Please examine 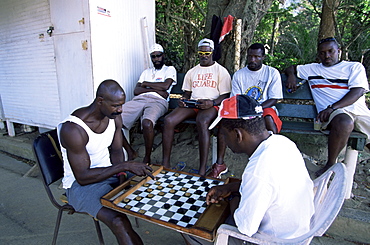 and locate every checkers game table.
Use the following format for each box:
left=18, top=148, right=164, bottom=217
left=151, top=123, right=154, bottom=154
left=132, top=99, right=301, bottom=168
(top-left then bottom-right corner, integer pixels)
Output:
left=101, top=165, right=230, bottom=241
